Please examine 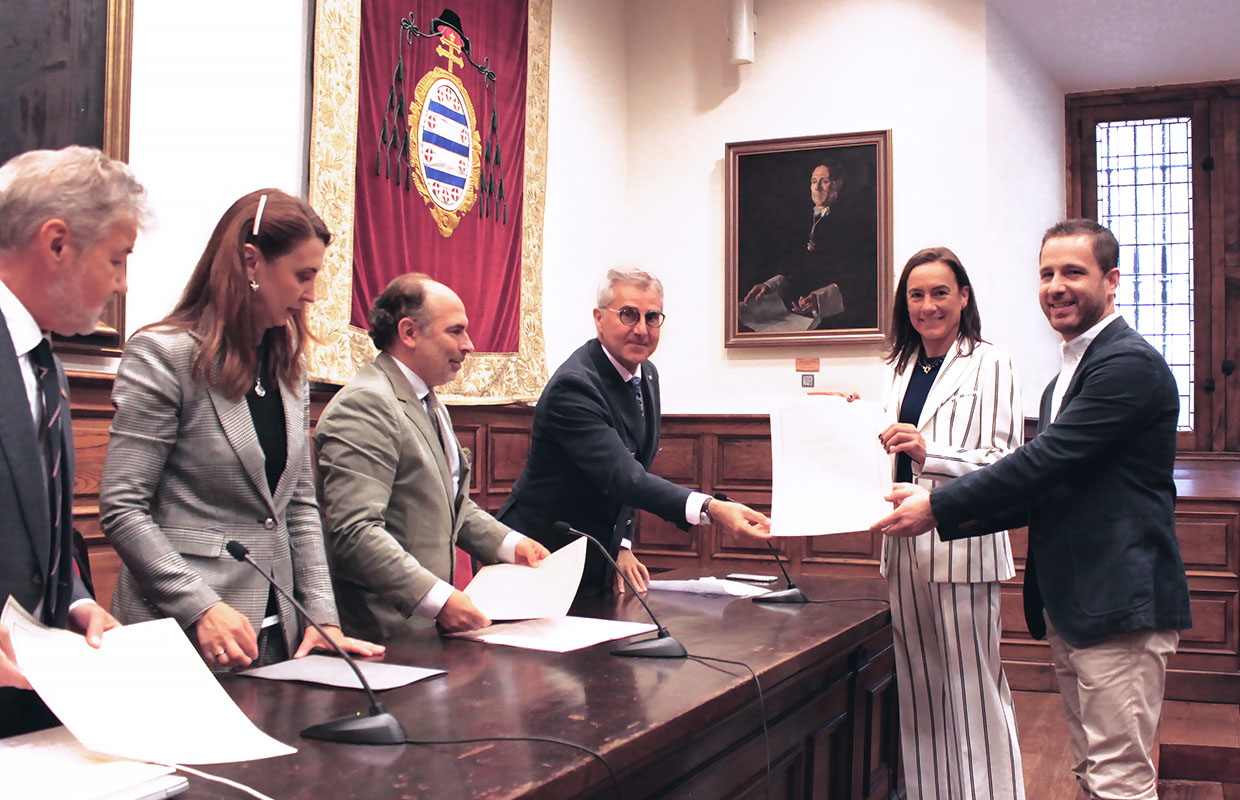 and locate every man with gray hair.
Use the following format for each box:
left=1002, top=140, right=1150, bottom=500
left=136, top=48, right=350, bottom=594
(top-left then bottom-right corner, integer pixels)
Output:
left=315, top=274, right=549, bottom=638
left=499, top=267, right=771, bottom=597
left=0, top=146, right=147, bottom=735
